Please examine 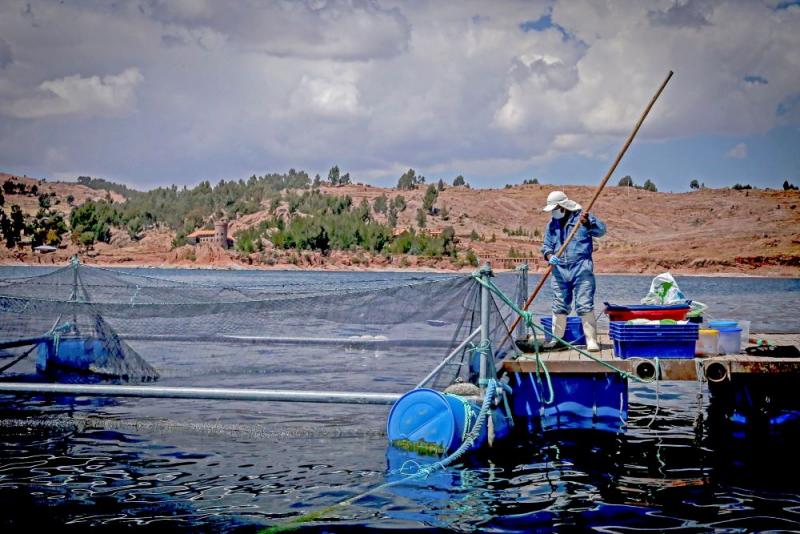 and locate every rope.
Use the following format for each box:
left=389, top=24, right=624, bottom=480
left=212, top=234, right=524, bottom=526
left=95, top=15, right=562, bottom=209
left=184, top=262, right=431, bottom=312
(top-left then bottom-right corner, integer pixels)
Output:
left=264, top=379, right=499, bottom=534
left=645, top=357, right=660, bottom=428
left=471, top=273, right=654, bottom=384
